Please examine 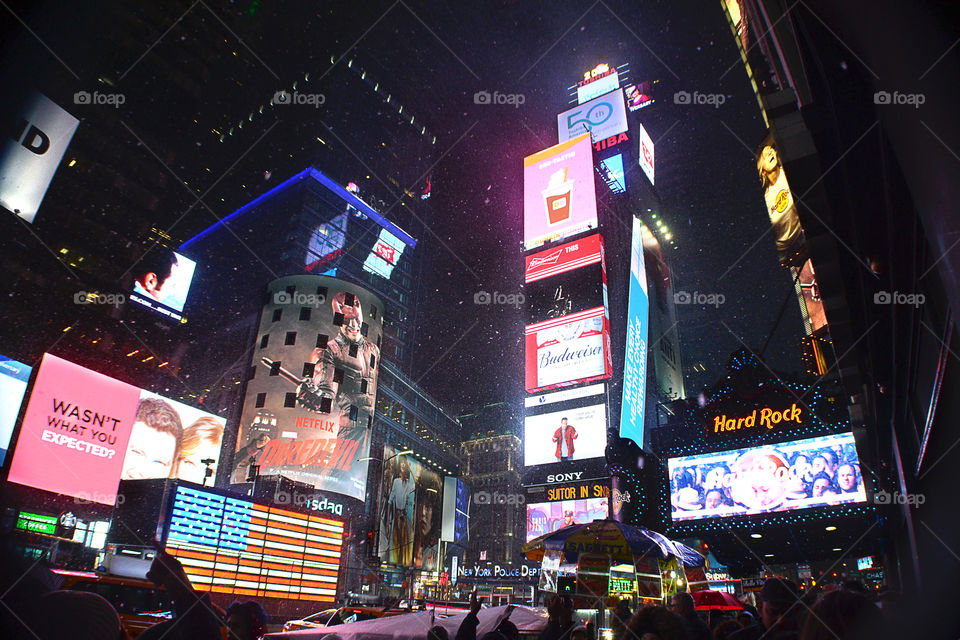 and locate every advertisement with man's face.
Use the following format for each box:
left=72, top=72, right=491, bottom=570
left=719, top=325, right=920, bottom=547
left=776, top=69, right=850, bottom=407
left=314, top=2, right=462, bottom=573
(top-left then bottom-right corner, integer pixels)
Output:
left=7, top=354, right=225, bottom=504
left=523, top=135, right=598, bottom=251
left=526, top=497, right=609, bottom=541
left=668, top=432, right=866, bottom=522
left=0, top=356, right=32, bottom=466
left=232, top=275, right=382, bottom=502
left=379, top=446, right=443, bottom=570
left=524, top=404, right=607, bottom=467
left=129, top=250, right=197, bottom=321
